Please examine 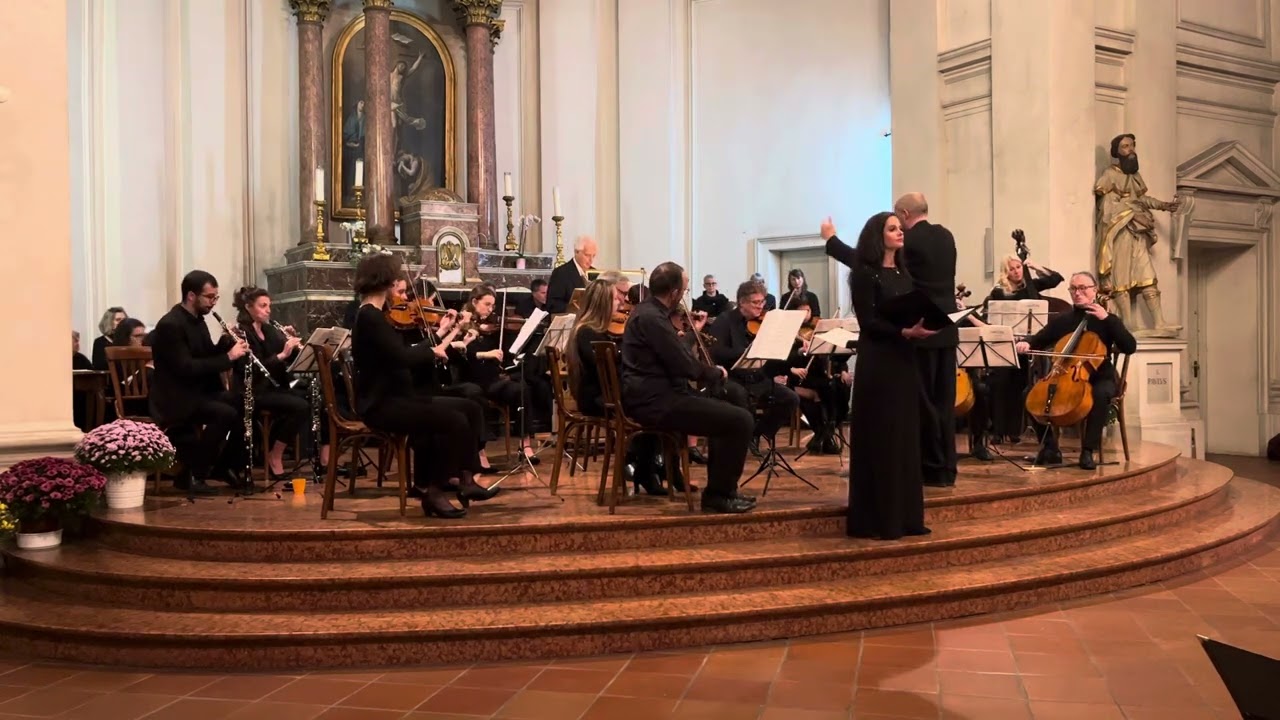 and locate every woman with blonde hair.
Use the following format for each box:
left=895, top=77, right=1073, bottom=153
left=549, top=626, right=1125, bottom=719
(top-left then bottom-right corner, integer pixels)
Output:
left=989, top=254, right=1062, bottom=301
left=92, top=306, right=128, bottom=370
left=567, top=276, right=619, bottom=417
